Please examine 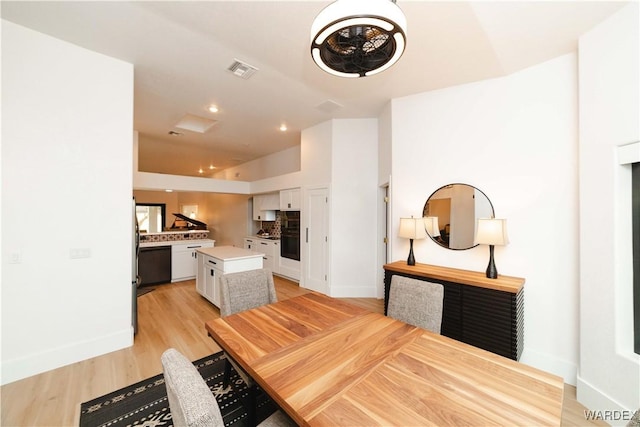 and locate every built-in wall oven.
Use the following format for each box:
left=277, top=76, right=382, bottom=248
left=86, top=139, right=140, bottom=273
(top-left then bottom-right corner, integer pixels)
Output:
left=280, top=211, right=300, bottom=261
